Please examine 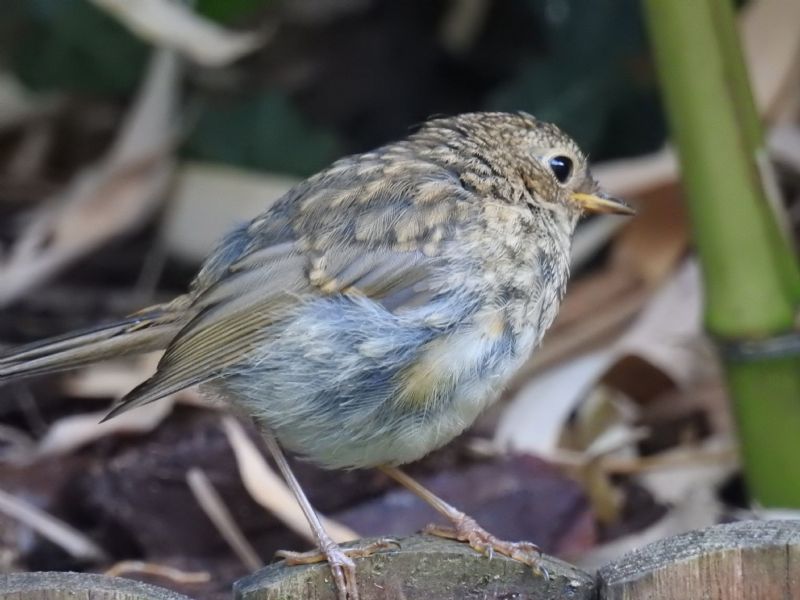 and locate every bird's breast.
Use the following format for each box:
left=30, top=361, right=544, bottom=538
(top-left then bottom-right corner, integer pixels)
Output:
left=445, top=208, right=572, bottom=339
